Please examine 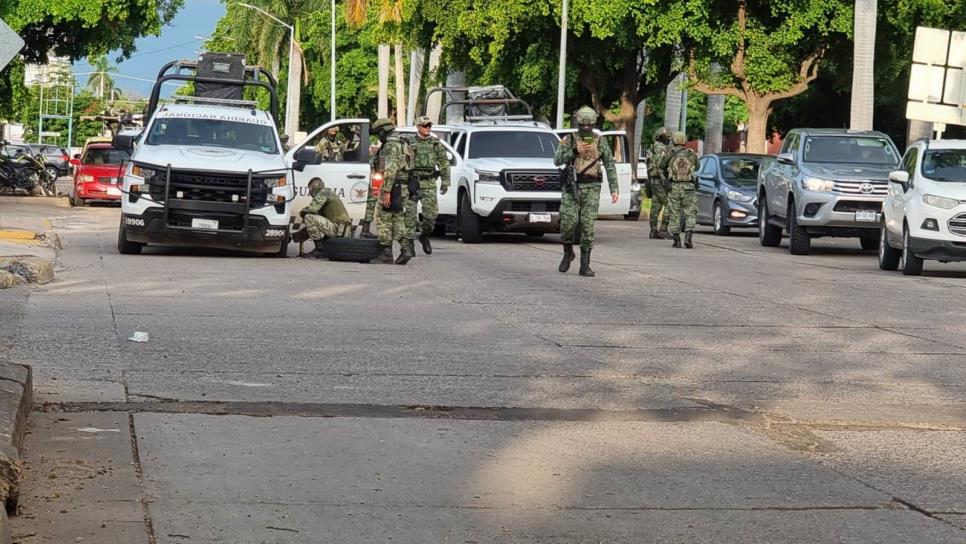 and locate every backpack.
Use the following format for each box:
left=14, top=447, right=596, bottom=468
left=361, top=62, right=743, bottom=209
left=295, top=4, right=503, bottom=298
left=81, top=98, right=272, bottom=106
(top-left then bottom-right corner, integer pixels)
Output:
left=668, top=149, right=695, bottom=182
